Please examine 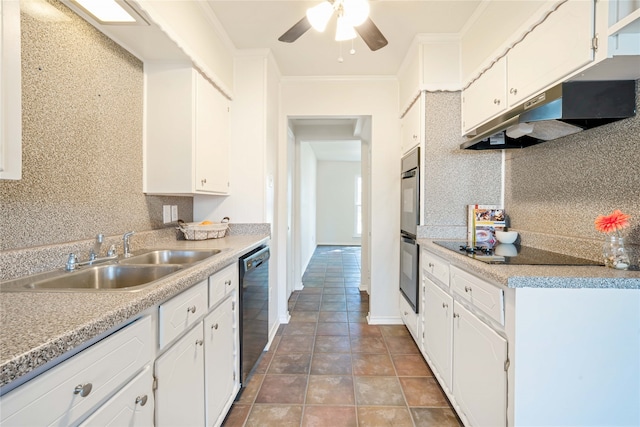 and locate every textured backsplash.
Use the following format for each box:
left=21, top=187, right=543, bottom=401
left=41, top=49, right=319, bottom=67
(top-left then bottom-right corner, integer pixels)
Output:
left=505, top=80, right=640, bottom=255
left=0, top=0, right=193, bottom=251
